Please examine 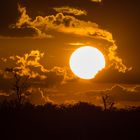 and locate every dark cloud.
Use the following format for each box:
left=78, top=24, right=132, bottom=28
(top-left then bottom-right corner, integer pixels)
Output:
left=77, top=84, right=140, bottom=107
left=30, top=84, right=140, bottom=107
